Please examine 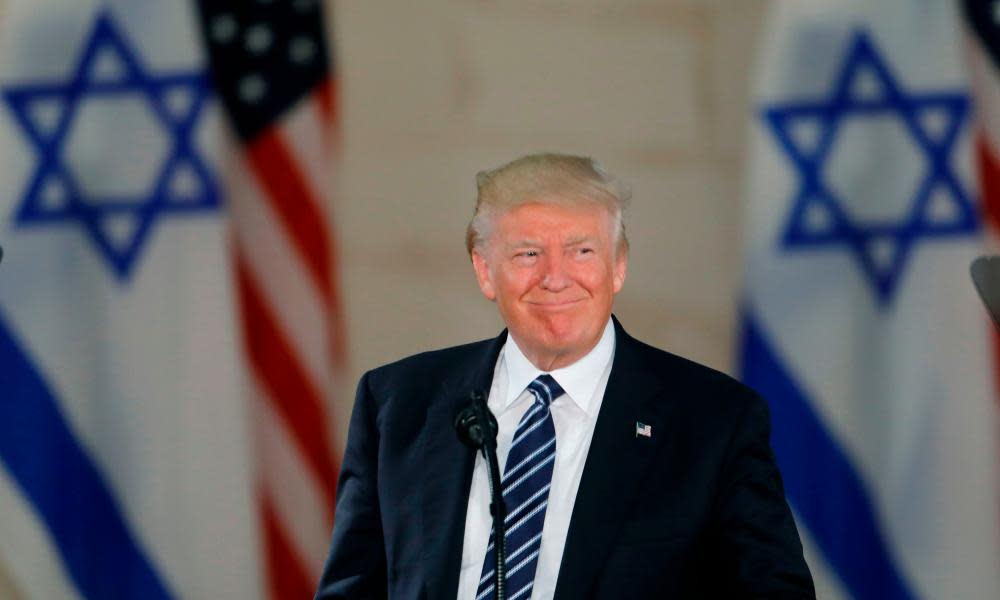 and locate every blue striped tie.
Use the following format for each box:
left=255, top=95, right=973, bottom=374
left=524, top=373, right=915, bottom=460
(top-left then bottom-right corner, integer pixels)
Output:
left=476, top=374, right=564, bottom=600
